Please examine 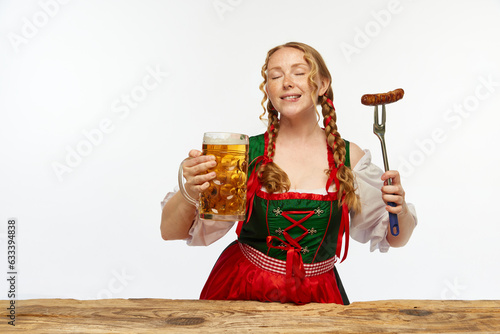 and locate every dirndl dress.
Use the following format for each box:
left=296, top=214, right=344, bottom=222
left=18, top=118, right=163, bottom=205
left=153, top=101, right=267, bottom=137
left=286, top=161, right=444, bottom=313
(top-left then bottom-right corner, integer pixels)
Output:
left=200, top=132, right=352, bottom=305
